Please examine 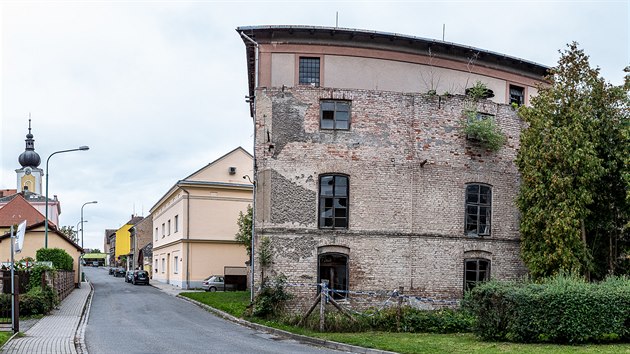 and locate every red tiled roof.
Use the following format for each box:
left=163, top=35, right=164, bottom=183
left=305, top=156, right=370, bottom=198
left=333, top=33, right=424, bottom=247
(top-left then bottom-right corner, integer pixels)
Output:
left=0, top=193, right=47, bottom=227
